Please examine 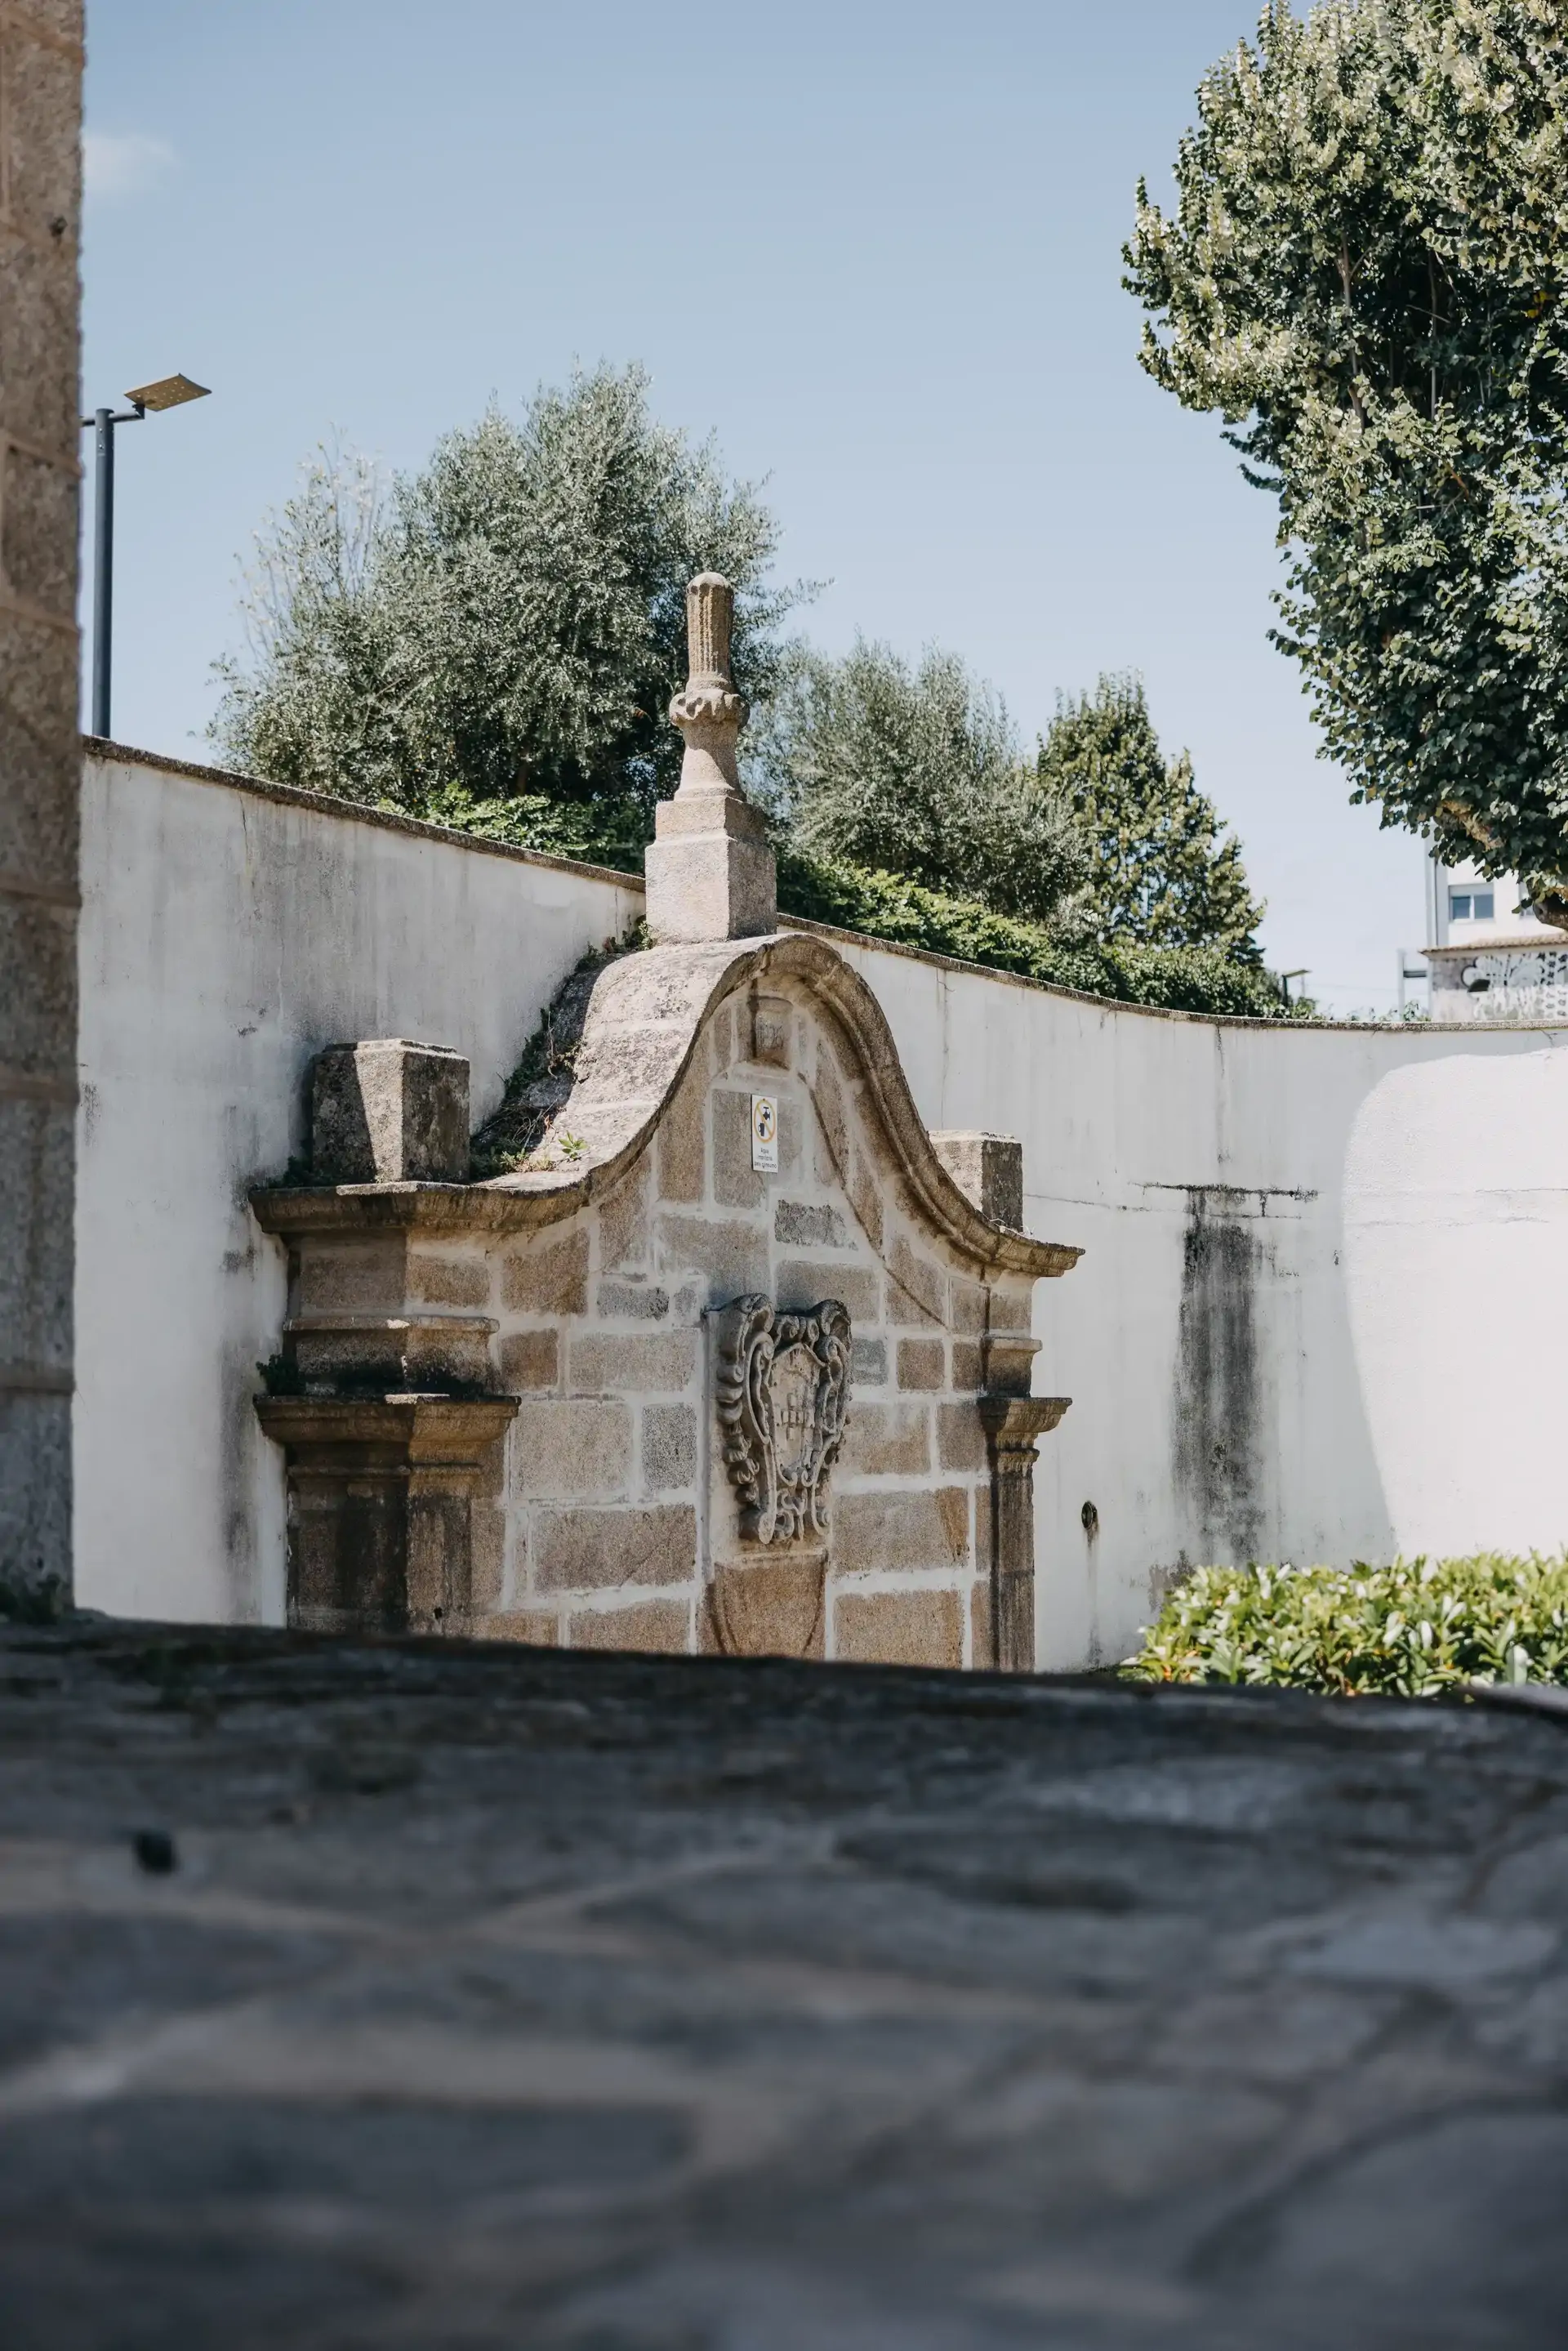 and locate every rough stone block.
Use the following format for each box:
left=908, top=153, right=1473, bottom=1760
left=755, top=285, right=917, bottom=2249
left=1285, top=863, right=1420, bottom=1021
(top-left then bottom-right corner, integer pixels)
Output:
left=777, top=1259, right=880, bottom=1324
left=598, top=1169, right=649, bottom=1271
left=480, top=1609, right=559, bottom=1646
left=847, top=1152, right=885, bottom=1251
left=0, top=1389, right=71, bottom=1605
left=775, top=1199, right=849, bottom=1249
left=2, top=443, right=75, bottom=616
left=705, top=1556, right=825, bottom=1659
left=930, top=1131, right=1024, bottom=1229
left=749, top=994, right=793, bottom=1068
left=835, top=1587, right=964, bottom=1671
left=851, top=1337, right=888, bottom=1387
left=511, top=1400, right=632, bottom=1502
left=656, top=1068, right=706, bottom=1203
left=9, top=0, right=84, bottom=47
left=937, top=1401, right=987, bottom=1473
left=898, top=1339, right=946, bottom=1392
left=534, top=1506, right=697, bottom=1591
left=950, top=1278, right=988, bottom=1336
left=831, top=1488, right=969, bottom=1574
left=712, top=1089, right=764, bottom=1209
left=0, top=891, right=76, bottom=1077
left=812, top=1053, right=849, bottom=1184
left=656, top=1214, right=769, bottom=1305
left=710, top=999, right=735, bottom=1073
left=409, top=1253, right=492, bottom=1308
left=0, top=1095, right=73, bottom=1372
left=7, top=33, right=82, bottom=234
left=951, top=1341, right=982, bottom=1394
left=568, top=1598, right=692, bottom=1654
left=644, top=827, right=775, bottom=946
left=989, top=1282, right=1036, bottom=1336
left=498, top=1329, right=559, bottom=1391
left=982, top=1334, right=1040, bottom=1398
left=0, top=240, right=79, bottom=455
left=310, top=1040, right=470, bottom=1184
left=841, top=1403, right=931, bottom=1479
left=569, top=1330, right=698, bottom=1394
left=970, top=1574, right=995, bottom=1671
left=887, top=1235, right=946, bottom=1329
left=0, top=628, right=79, bottom=891
left=597, top=1281, right=669, bottom=1322
left=297, top=1237, right=408, bottom=1313
left=643, top=1403, right=697, bottom=1492
left=501, top=1228, right=588, bottom=1315
left=470, top=1504, right=506, bottom=1616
